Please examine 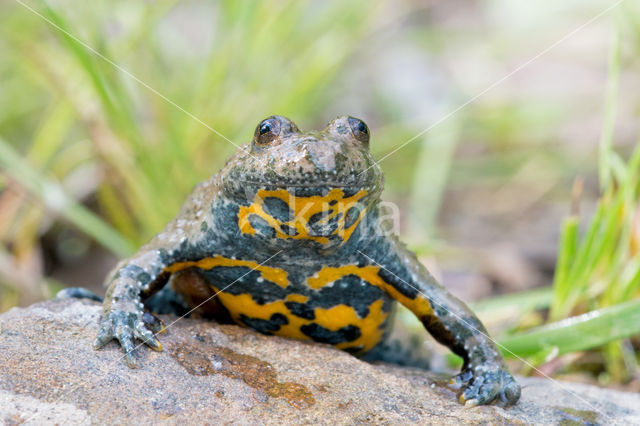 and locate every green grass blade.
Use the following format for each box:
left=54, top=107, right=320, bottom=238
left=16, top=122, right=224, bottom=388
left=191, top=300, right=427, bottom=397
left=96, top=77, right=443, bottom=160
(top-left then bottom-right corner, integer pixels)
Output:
left=0, top=137, right=135, bottom=256
left=620, top=255, right=640, bottom=301
left=550, top=203, right=606, bottom=319
left=551, top=216, right=579, bottom=298
left=500, top=299, right=640, bottom=358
